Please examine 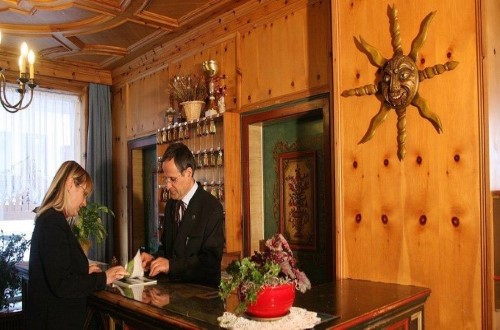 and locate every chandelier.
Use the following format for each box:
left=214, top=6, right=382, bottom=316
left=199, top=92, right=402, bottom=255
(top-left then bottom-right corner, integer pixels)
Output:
left=0, top=31, right=37, bottom=113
